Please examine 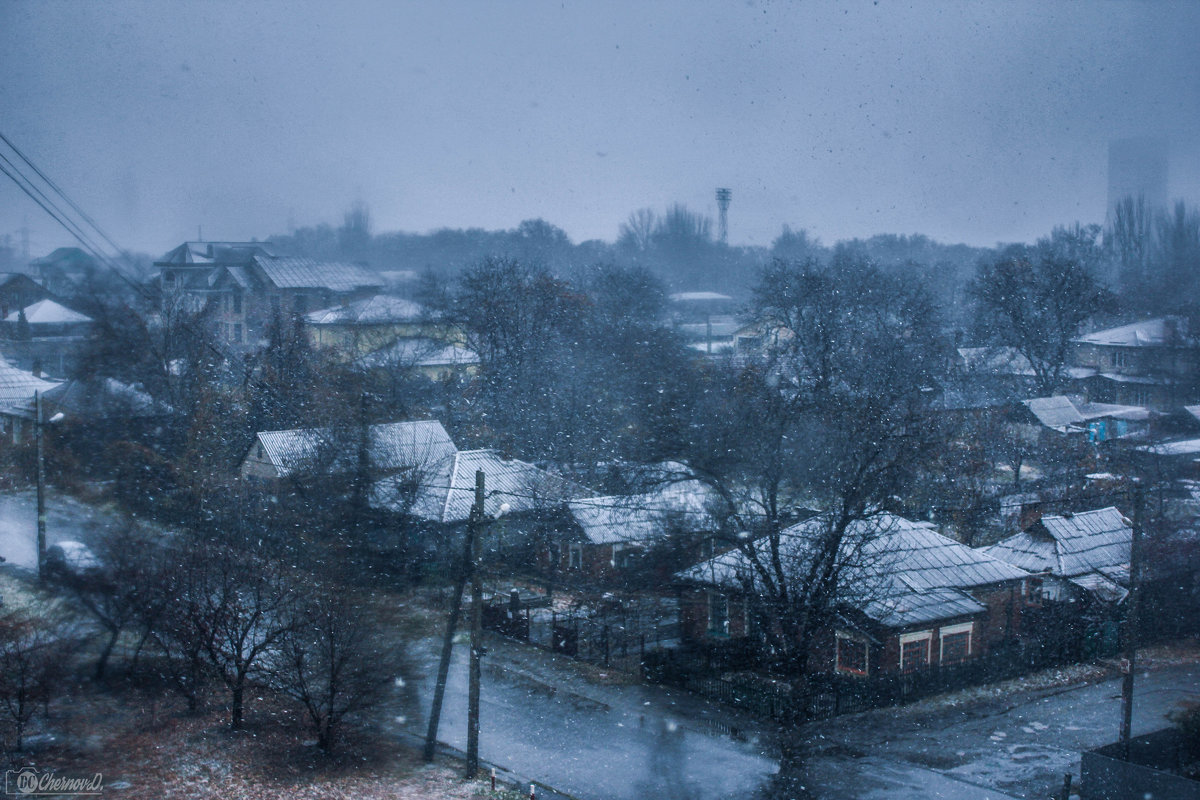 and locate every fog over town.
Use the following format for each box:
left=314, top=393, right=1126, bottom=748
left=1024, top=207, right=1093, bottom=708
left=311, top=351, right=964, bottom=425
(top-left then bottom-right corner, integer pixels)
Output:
left=0, top=3, right=1198, bottom=799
